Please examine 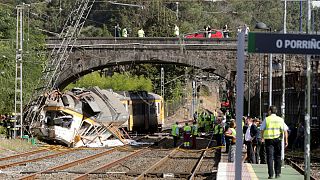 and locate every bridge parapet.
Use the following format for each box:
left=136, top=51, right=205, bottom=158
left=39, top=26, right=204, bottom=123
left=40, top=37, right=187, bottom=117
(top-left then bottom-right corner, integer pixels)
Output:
left=46, top=37, right=238, bottom=50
